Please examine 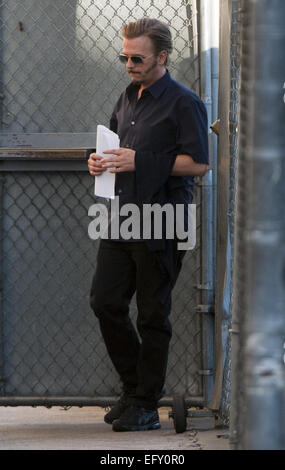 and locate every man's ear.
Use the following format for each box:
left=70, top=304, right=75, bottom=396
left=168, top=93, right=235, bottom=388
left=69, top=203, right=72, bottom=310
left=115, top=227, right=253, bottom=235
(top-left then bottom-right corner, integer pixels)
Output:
left=158, top=50, right=168, bottom=66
